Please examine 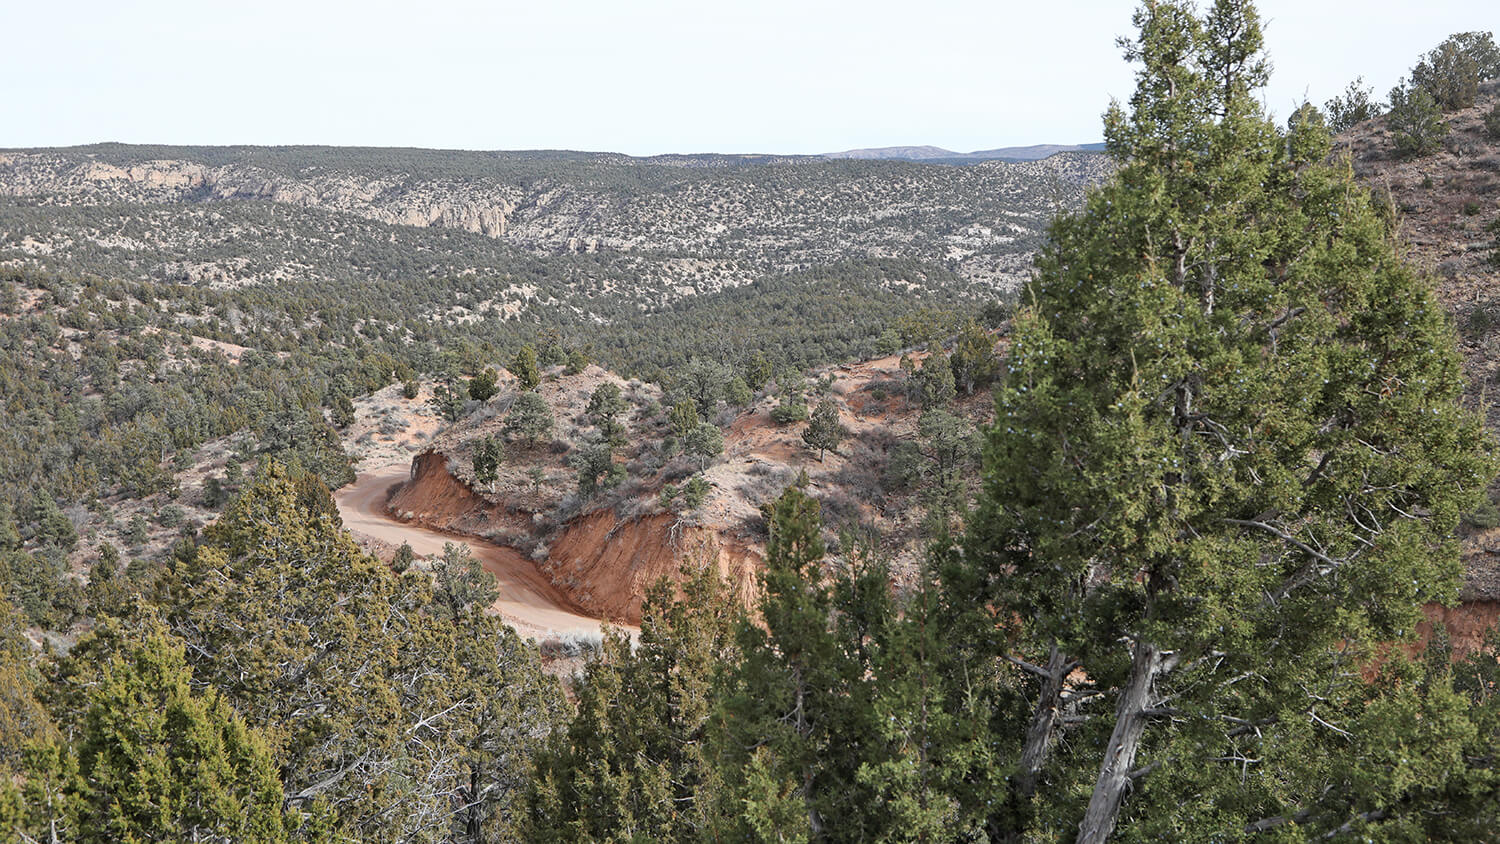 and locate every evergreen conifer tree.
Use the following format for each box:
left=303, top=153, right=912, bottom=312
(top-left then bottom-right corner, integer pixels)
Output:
left=961, top=2, right=1495, bottom=840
